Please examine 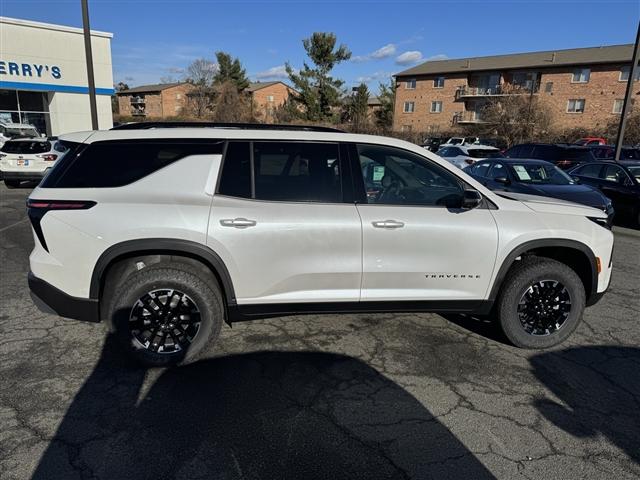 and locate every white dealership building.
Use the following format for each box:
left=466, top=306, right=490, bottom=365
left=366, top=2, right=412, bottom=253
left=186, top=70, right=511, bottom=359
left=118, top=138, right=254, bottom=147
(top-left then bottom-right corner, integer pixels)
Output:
left=0, top=17, right=114, bottom=136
